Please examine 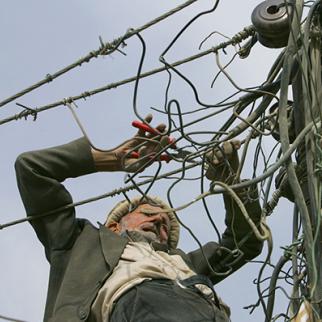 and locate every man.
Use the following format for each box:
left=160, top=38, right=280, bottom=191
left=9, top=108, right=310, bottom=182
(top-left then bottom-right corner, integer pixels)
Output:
left=15, top=115, right=263, bottom=321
